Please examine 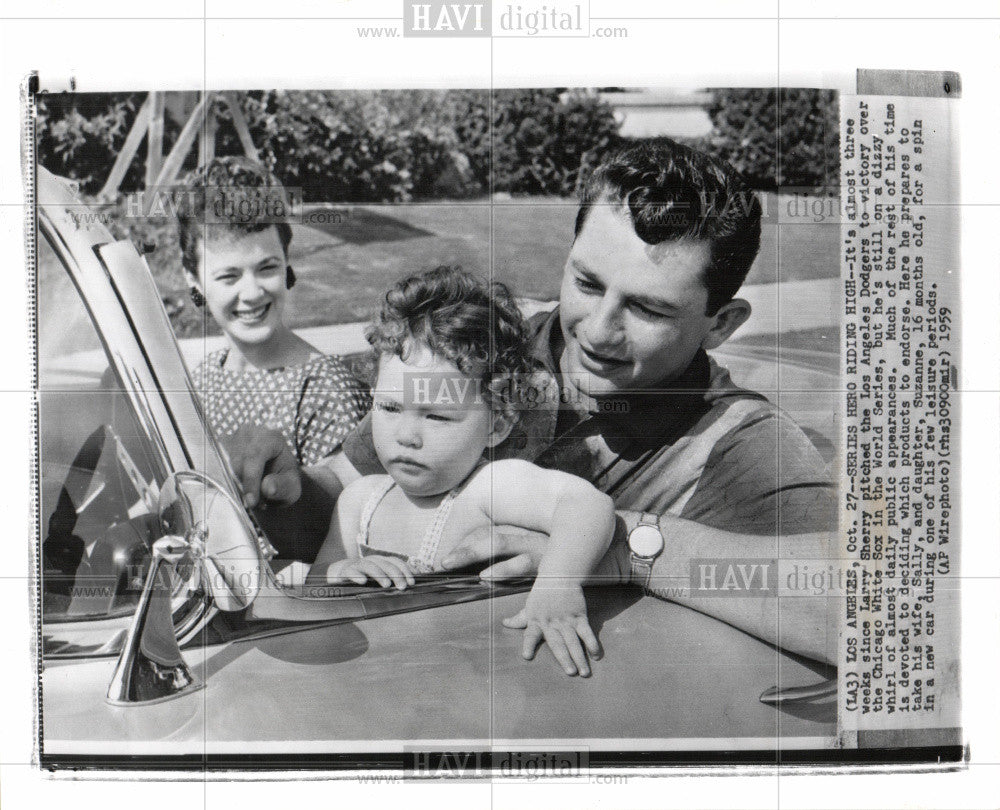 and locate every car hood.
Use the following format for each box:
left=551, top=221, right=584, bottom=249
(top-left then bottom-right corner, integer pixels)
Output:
left=43, top=588, right=835, bottom=755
